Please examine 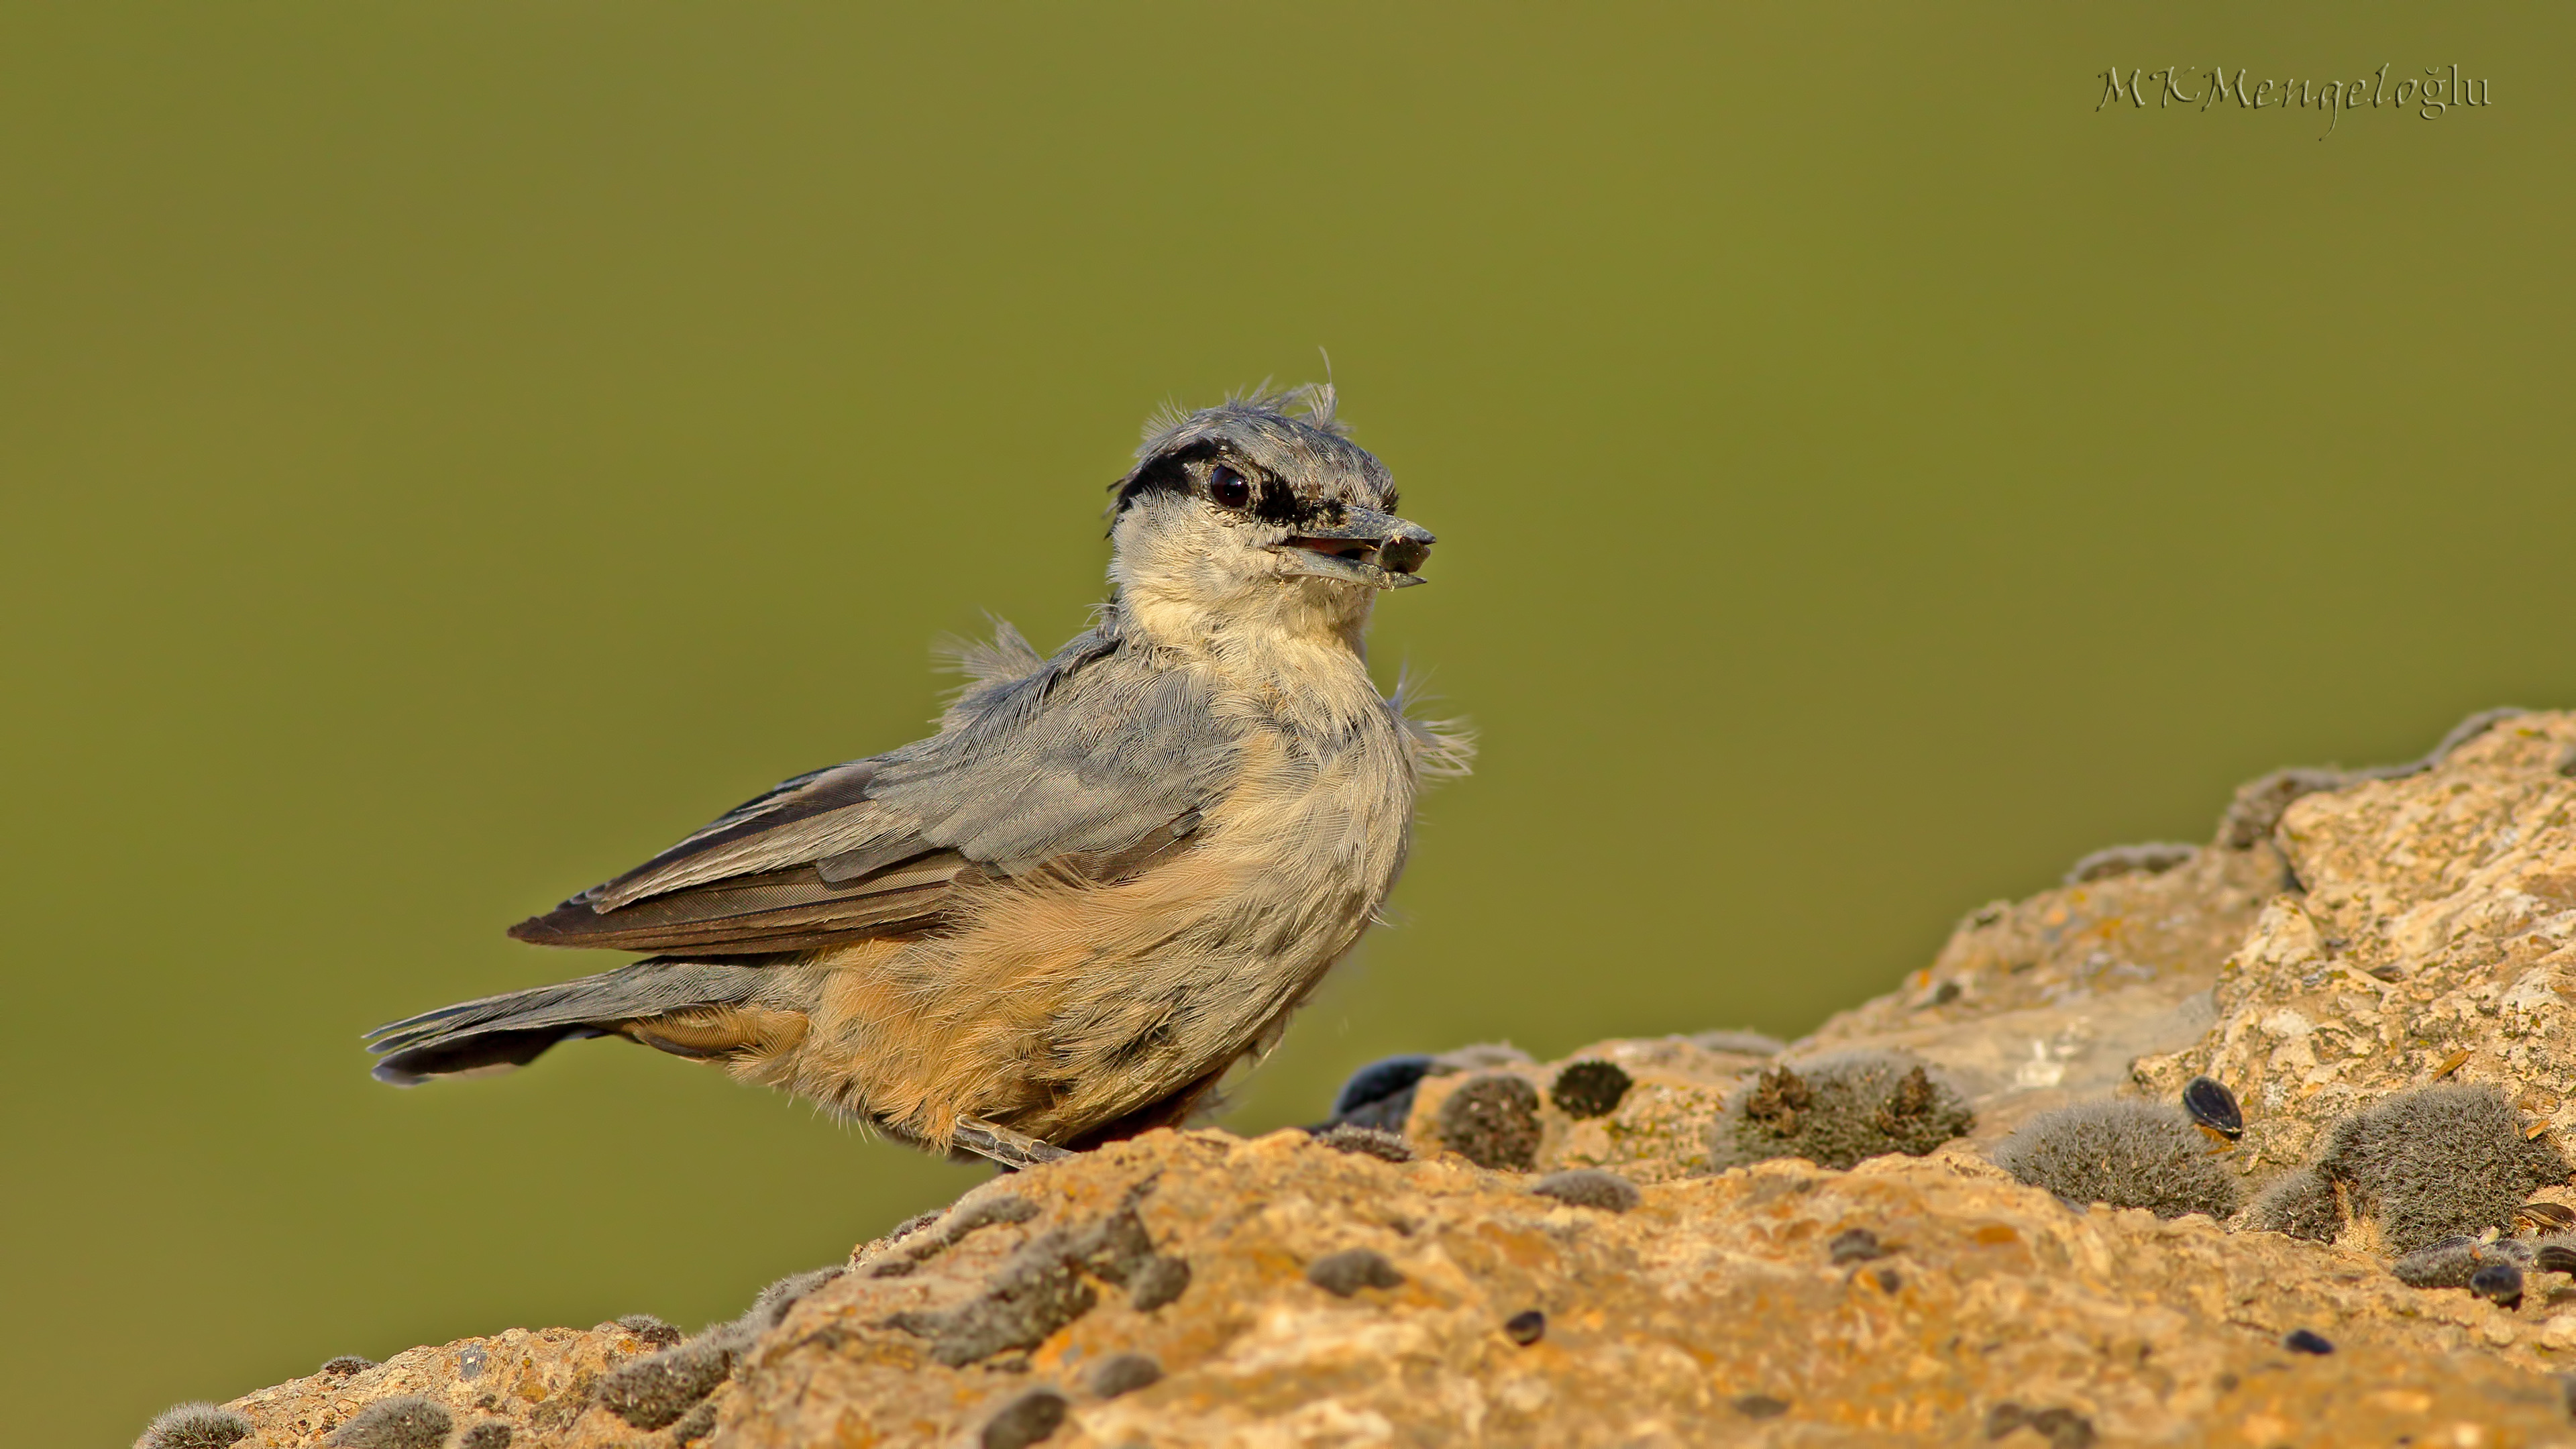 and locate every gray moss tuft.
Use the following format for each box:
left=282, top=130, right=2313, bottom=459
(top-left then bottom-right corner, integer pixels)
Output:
left=593, top=1338, right=734, bottom=1430
left=1530, top=1169, right=1641, bottom=1213
left=1992, top=1100, right=2244, bottom=1220
left=743, top=1266, right=845, bottom=1332
left=668, top=1399, right=718, bottom=1445
left=614, top=1312, right=683, bottom=1347
left=1313, top=1123, right=1414, bottom=1162
left=2392, top=1235, right=2530, bottom=1289
left=136, top=1403, right=254, bottom=1449
left=2316, top=1084, right=2572, bottom=1256
left=325, top=1395, right=453, bottom=1449
left=2243, top=1167, right=2343, bottom=1243
left=1437, top=1074, right=1543, bottom=1171
left=1713, top=1053, right=1974, bottom=1171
